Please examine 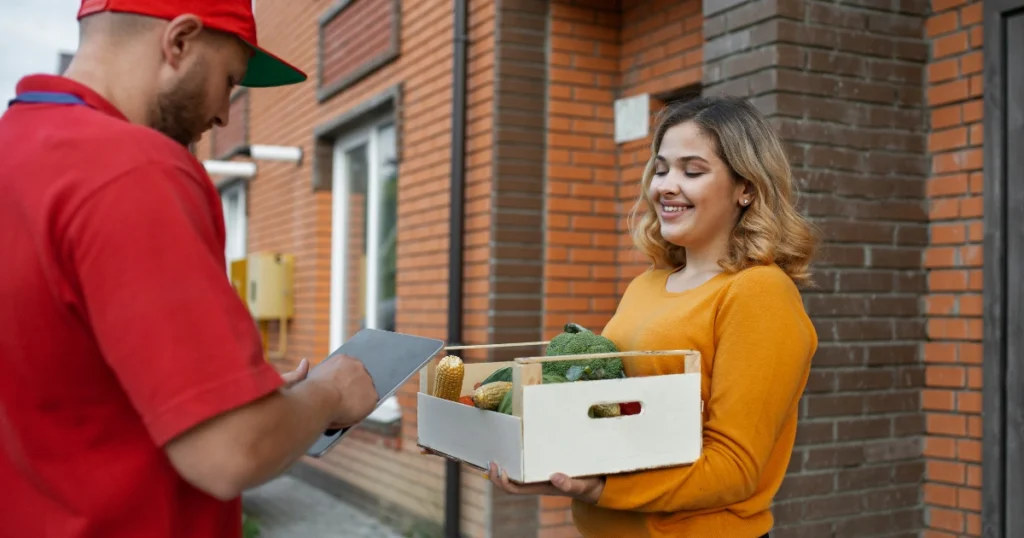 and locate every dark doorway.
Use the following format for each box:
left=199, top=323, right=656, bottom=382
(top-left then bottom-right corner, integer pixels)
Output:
left=982, top=0, right=1024, bottom=536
